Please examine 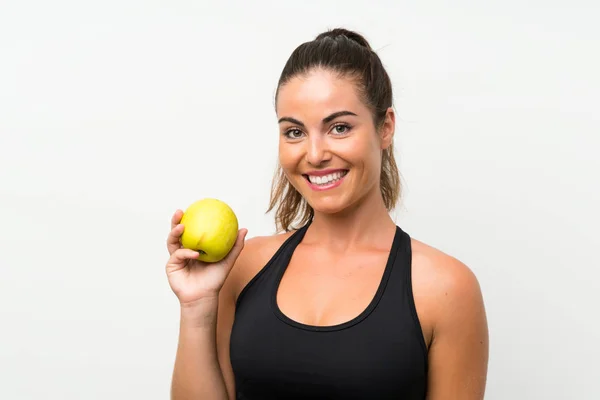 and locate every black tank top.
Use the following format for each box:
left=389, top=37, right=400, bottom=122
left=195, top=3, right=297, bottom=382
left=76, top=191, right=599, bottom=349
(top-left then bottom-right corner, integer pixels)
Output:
left=230, top=222, right=428, bottom=399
